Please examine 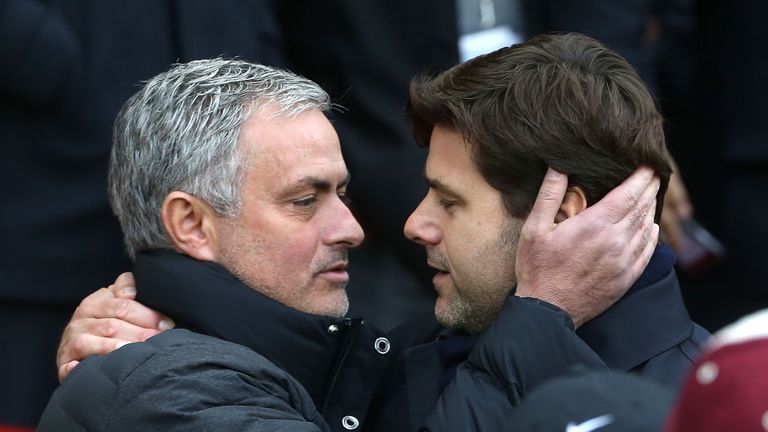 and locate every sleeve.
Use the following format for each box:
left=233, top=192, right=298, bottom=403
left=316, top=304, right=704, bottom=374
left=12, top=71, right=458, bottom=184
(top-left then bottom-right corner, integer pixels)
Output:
left=421, top=296, right=606, bottom=432
left=38, top=335, right=329, bottom=432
